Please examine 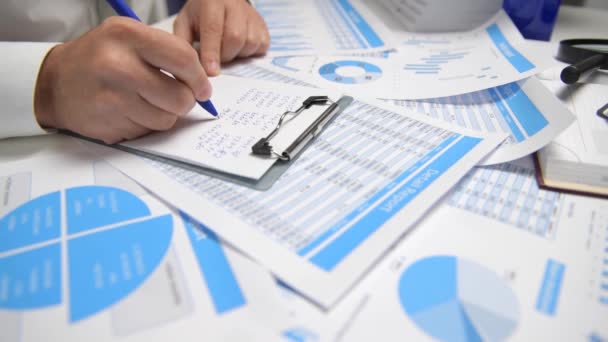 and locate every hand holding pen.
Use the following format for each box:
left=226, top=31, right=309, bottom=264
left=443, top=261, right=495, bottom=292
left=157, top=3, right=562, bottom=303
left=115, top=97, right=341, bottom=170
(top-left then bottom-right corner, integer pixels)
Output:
left=107, top=0, right=218, bottom=117
left=33, top=0, right=270, bottom=144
